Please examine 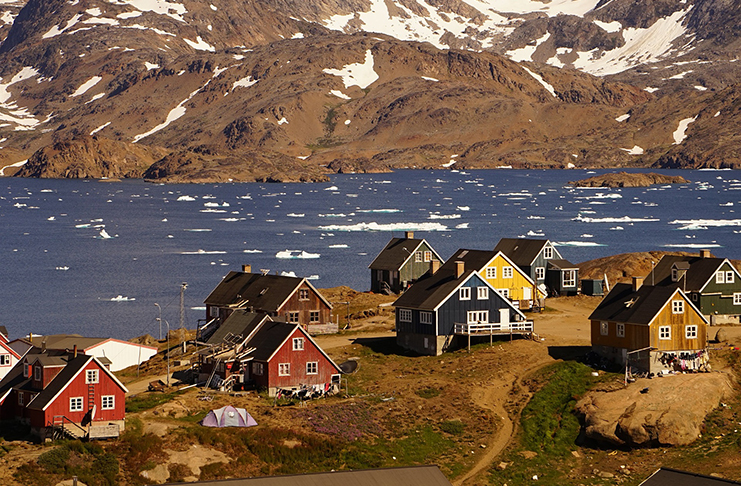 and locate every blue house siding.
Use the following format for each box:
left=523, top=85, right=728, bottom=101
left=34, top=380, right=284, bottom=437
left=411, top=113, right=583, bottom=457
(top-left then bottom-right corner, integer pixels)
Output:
left=436, top=276, right=515, bottom=336
left=395, top=308, right=436, bottom=335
